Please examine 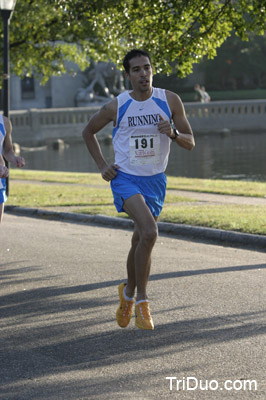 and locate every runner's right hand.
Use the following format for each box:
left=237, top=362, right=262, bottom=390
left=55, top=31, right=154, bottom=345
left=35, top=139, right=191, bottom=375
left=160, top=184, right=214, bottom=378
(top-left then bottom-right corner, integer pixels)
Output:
left=0, top=165, right=9, bottom=178
left=100, top=164, right=119, bottom=182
